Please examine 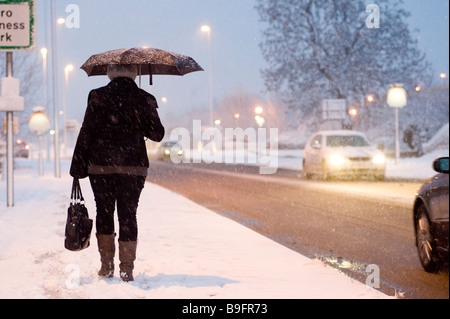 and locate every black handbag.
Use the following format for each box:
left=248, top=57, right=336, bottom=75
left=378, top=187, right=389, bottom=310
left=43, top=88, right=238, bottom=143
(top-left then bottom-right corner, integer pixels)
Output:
left=64, top=178, right=93, bottom=251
